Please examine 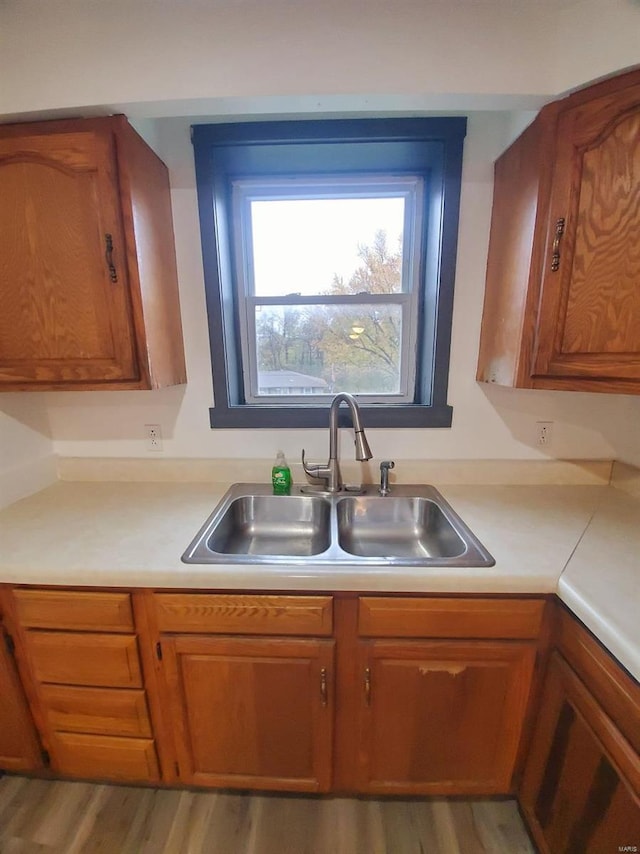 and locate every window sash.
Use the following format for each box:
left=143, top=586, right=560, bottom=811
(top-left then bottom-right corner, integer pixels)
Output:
left=232, top=176, right=423, bottom=405
left=243, top=293, right=415, bottom=404
left=233, top=176, right=422, bottom=288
